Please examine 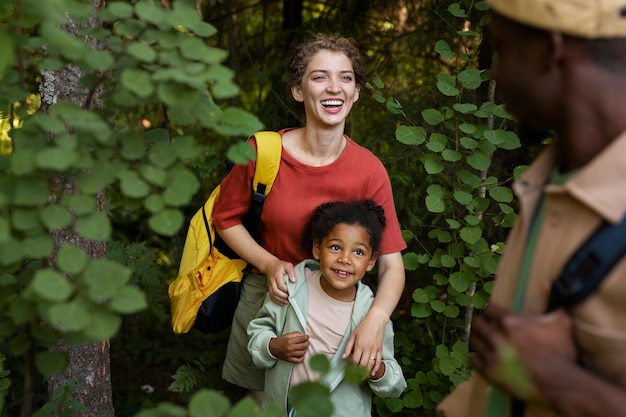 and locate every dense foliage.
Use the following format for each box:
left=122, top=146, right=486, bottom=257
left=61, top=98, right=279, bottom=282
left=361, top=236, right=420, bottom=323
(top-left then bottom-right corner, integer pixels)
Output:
left=0, top=0, right=529, bottom=416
